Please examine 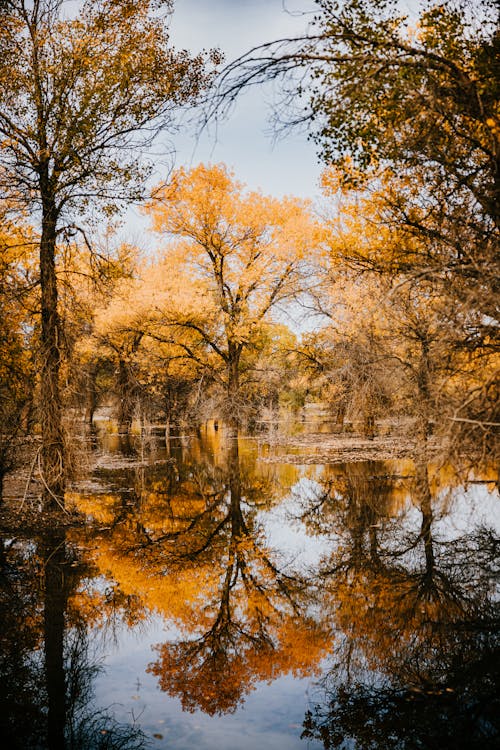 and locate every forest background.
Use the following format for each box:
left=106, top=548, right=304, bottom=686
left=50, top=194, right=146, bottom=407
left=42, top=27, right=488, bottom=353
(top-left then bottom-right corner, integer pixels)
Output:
left=0, top=0, right=498, bottom=511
